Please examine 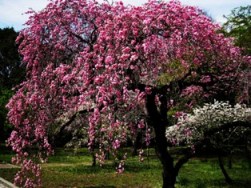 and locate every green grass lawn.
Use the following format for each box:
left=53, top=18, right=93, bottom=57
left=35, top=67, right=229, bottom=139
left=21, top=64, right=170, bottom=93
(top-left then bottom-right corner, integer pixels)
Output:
left=0, top=147, right=250, bottom=188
